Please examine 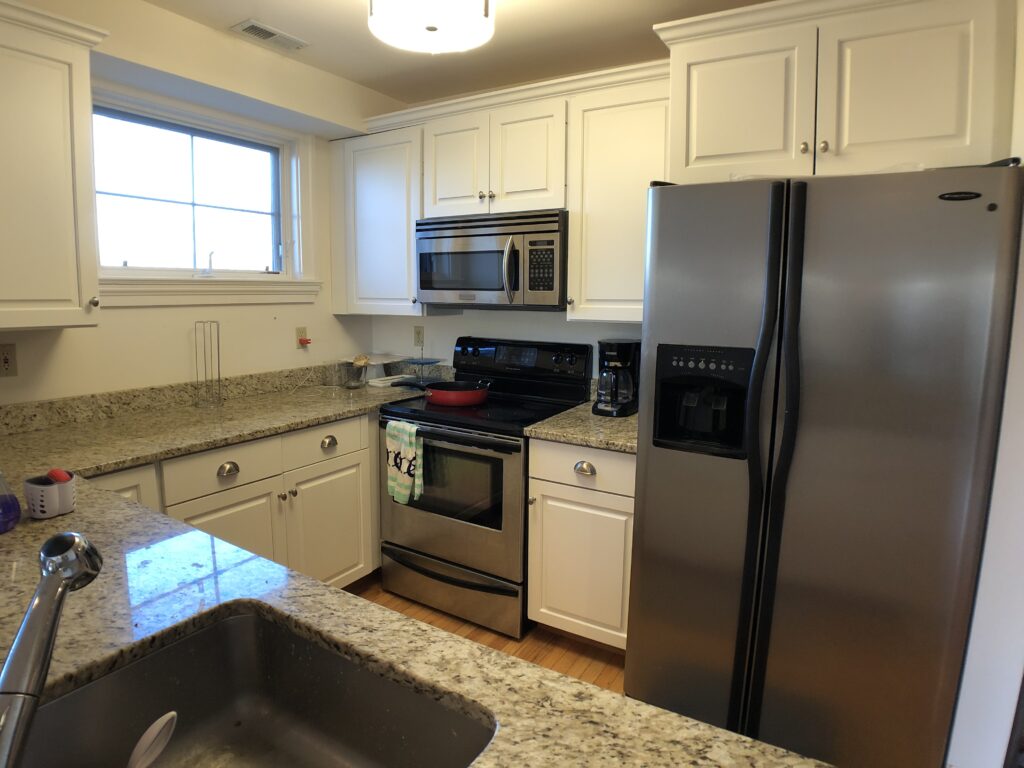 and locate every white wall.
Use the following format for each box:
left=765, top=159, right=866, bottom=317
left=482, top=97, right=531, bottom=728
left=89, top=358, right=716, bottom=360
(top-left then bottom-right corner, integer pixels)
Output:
left=371, top=312, right=641, bottom=374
